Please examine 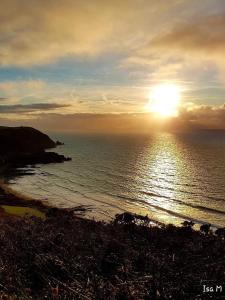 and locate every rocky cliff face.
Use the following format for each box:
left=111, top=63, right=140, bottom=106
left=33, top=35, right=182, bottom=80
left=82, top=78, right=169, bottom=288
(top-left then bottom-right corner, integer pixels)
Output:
left=0, top=126, right=71, bottom=166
